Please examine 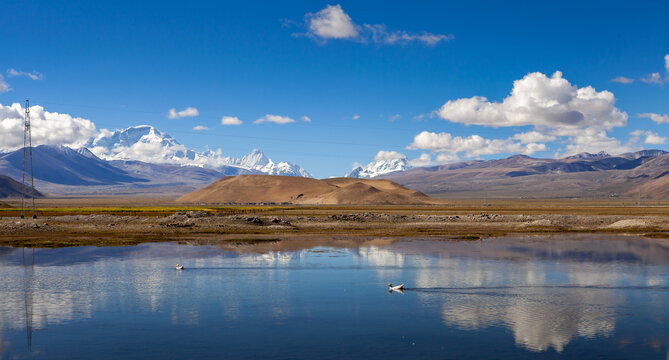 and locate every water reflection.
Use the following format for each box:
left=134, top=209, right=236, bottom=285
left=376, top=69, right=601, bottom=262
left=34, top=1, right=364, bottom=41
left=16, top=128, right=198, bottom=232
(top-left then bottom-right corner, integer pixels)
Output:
left=0, top=235, right=667, bottom=358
